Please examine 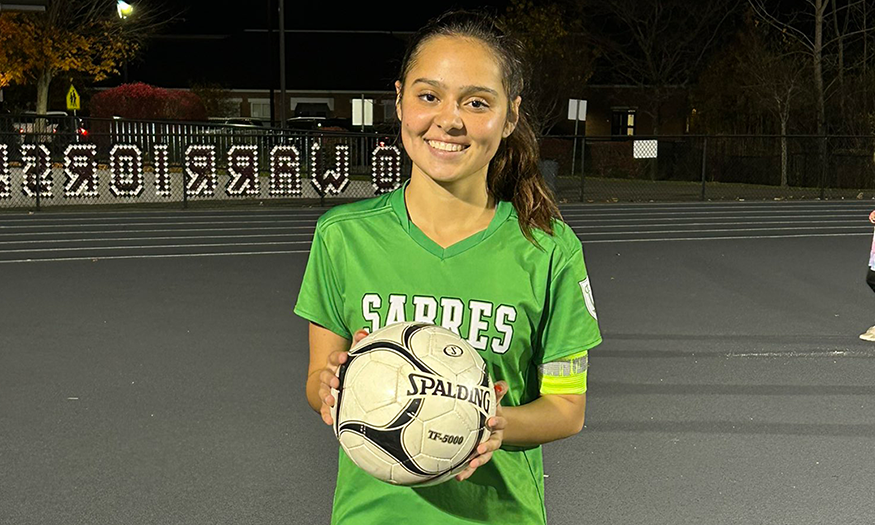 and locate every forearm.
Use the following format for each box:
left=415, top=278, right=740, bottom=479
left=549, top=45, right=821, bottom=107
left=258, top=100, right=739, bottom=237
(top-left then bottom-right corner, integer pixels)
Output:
left=306, top=369, right=326, bottom=413
left=500, top=394, right=586, bottom=447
